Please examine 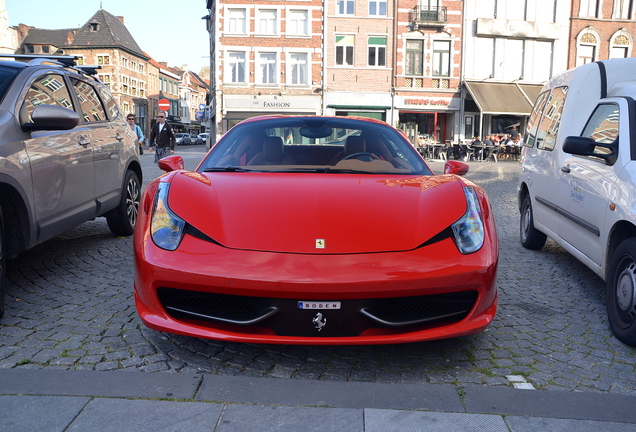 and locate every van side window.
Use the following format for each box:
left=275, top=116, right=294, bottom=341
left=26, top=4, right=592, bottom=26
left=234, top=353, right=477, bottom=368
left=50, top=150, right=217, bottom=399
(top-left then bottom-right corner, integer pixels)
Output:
left=581, top=104, right=619, bottom=145
left=524, top=90, right=550, bottom=148
left=536, top=86, right=568, bottom=151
